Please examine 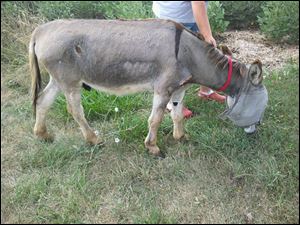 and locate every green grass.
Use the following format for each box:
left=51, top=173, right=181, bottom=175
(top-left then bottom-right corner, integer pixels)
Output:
left=1, top=2, right=298, bottom=223
left=1, top=62, right=298, bottom=224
